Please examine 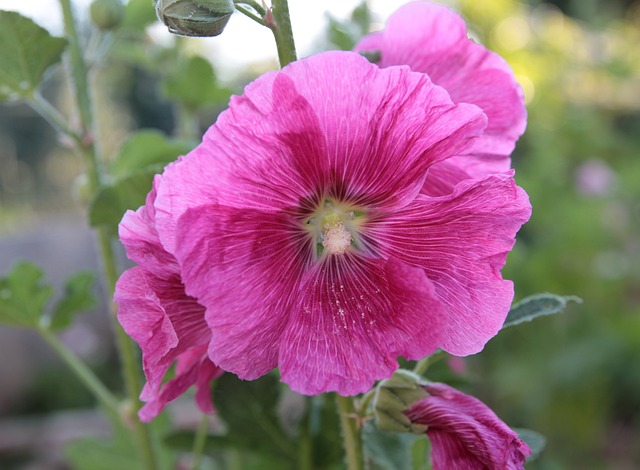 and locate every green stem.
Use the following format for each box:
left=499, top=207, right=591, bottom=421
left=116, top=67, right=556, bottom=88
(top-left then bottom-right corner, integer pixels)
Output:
left=298, top=397, right=313, bottom=470
left=39, top=327, right=120, bottom=417
left=190, top=414, right=210, bottom=470
left=269, top=0, right=297, bottom=67
left=234, top=0, right=266, bottom=17
left=58, top=0, right=93, bottom=137
left=413, top=350, right=446, bottom=376
left=28, top=93, right=82, bottom=145
left=58, top=1, right=159, bottom=469
left=234, top=4, right=266, bottom=26
left=336, top=395, right=364, bottom=470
